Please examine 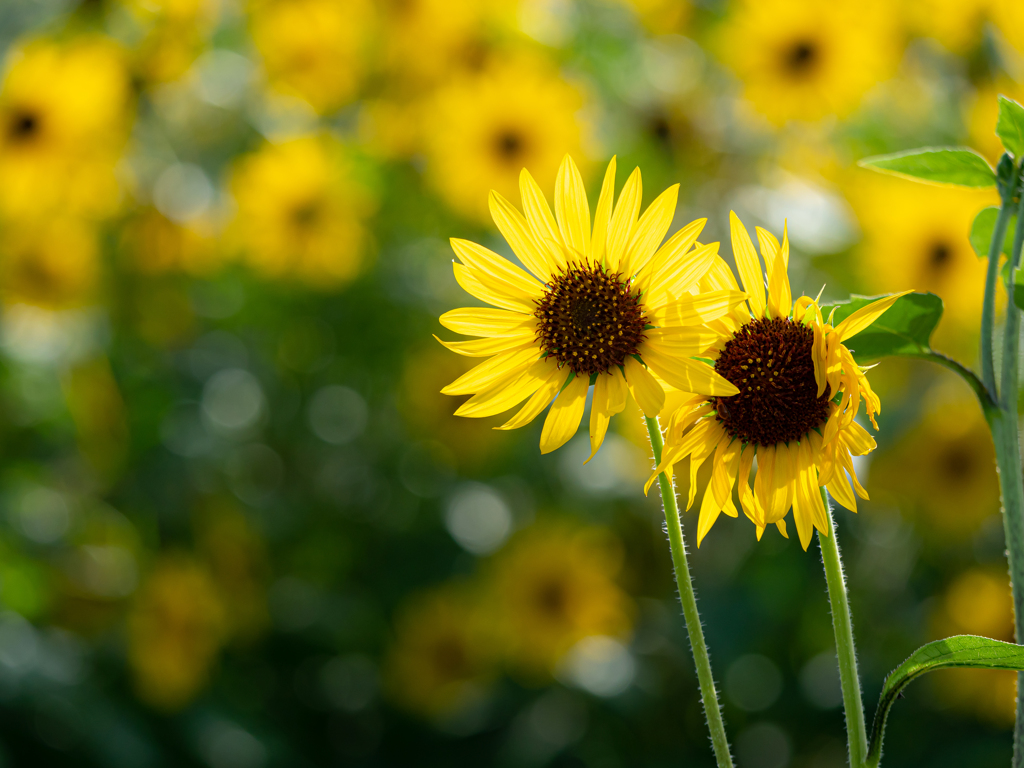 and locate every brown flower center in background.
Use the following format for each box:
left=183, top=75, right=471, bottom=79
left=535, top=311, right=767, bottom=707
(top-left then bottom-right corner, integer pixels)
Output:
left=6, top=109, right=40, bottom=143
left=494, top=129, right=525, bottom=162
left=535, top=263, right=647, bottom=377
left=713, top=317, right=831, bottom=446
left=783, top=39, right=819, bottom=75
